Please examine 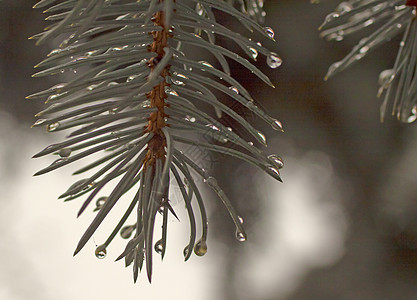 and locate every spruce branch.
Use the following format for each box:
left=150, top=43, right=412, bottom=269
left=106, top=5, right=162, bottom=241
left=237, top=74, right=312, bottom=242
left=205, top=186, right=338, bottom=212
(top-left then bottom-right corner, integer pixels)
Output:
left=320, top=0, right=417, bottom=122
left=30, top=0, right=283, bottom=282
